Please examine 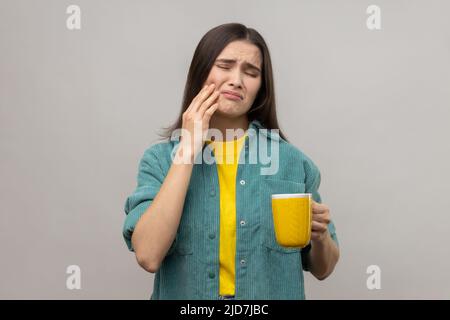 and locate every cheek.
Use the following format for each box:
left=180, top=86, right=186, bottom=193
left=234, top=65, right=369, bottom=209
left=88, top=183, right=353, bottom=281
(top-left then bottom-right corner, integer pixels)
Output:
left=205, top=70, right=226, bottom=86
left=246, top=81, right=261, bottom=100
